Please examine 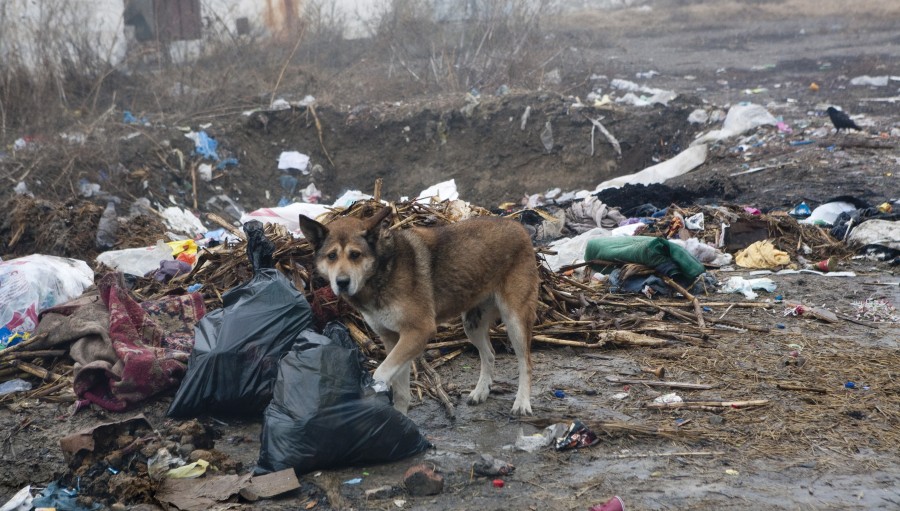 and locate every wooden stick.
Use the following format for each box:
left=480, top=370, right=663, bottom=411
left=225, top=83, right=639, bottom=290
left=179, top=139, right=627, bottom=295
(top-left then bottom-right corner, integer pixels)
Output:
left=600, top=331, right=669, bottom=346
left=776, top=382, right=828, bottom=394
left=608, top=451, right=725, bottom=459
left=425, top=339, right=470, bottom=350
left=430, top=348, right=464, bottom=369
left=373, top=178, right=383, bottom=203
left=718, top=304, right=735, bottom=320
left=308, top=104, right=335, bottom=168
left=605, top=376, right=715, bottom=390
left=27, top=380, right=70, bottom=399
left=11, top=360, right=65, bottom=382
left=647, top=399, right=769, bottom=410
left=347, top=323, right=382, bottom=356
left=417, top=356, right=455, bottom=419
left=191, top=161, right=199, bottom=210
left=533, top=332, right=668, bottom=348
left=205, top=212, right=244, bottom=239
left=1, top=349, right=66, bottom=361
left=660, top=276, right=706, bottom=328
